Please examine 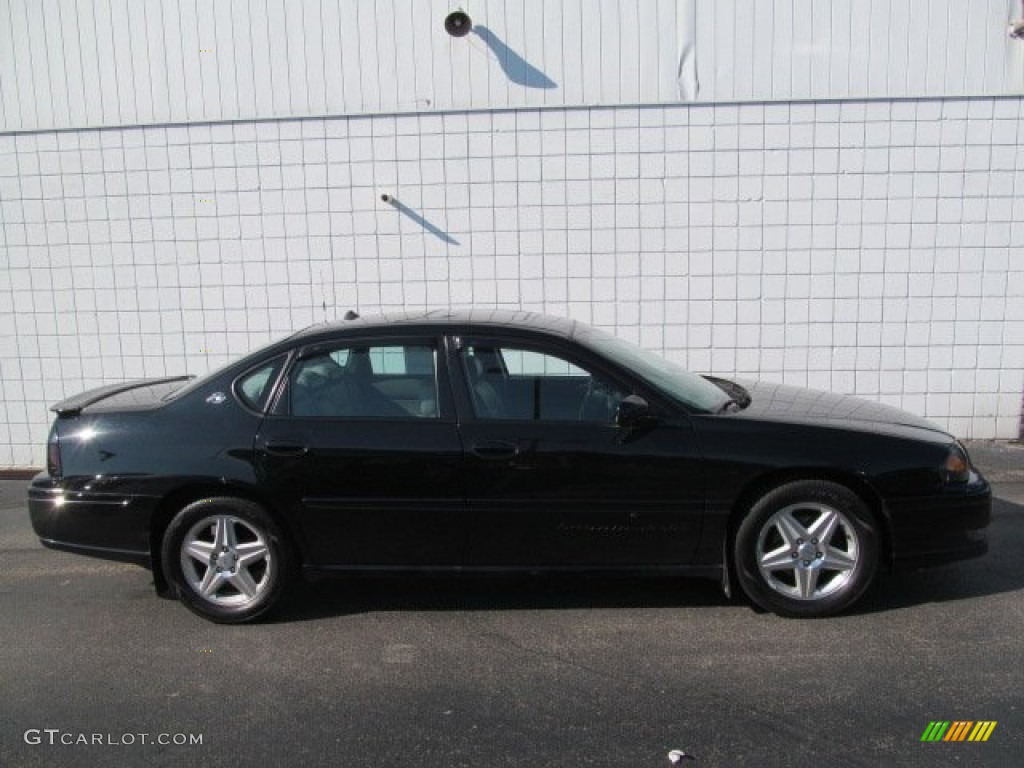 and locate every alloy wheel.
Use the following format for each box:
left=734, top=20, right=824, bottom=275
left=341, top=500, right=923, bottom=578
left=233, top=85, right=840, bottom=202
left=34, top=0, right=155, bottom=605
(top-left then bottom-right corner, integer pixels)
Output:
left=755, top=502, right=860, bottom=601
left=179, top=514, right=276, bottom=608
